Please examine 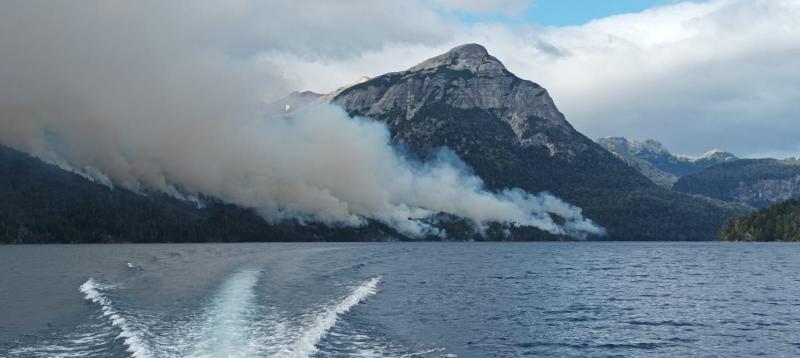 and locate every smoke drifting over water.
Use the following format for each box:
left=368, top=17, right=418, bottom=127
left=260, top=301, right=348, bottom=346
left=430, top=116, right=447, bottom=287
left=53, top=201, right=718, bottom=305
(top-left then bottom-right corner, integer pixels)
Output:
left=0, top=1, right=603, bottom=238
